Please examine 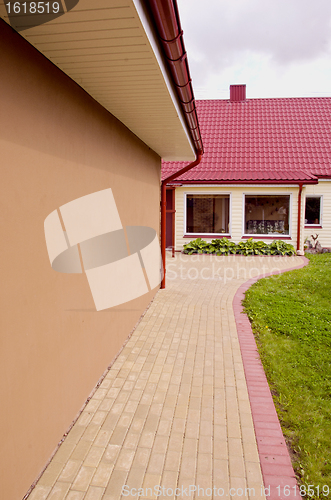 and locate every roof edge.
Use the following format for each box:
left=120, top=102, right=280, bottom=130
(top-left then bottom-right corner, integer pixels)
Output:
left=167, top=179, right=319, bottom=185
left=315, top=175, right=331, bottom=180
left=147, top=0, right=203, bottom=155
